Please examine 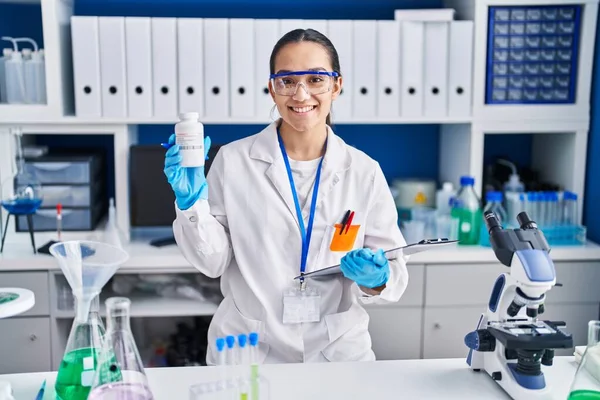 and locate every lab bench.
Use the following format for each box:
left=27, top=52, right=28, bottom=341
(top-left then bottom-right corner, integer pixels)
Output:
left=1, top=356, right=581, bottom=400
left=1, top=229, right=600, bottom=374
